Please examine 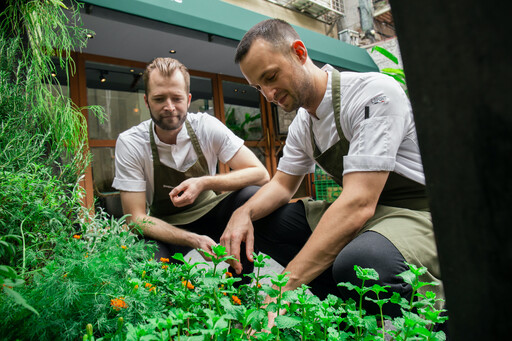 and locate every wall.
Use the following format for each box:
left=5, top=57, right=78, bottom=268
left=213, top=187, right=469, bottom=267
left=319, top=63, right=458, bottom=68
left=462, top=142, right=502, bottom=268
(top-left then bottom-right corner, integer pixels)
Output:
left=221, top=0, right=338, bottom=38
